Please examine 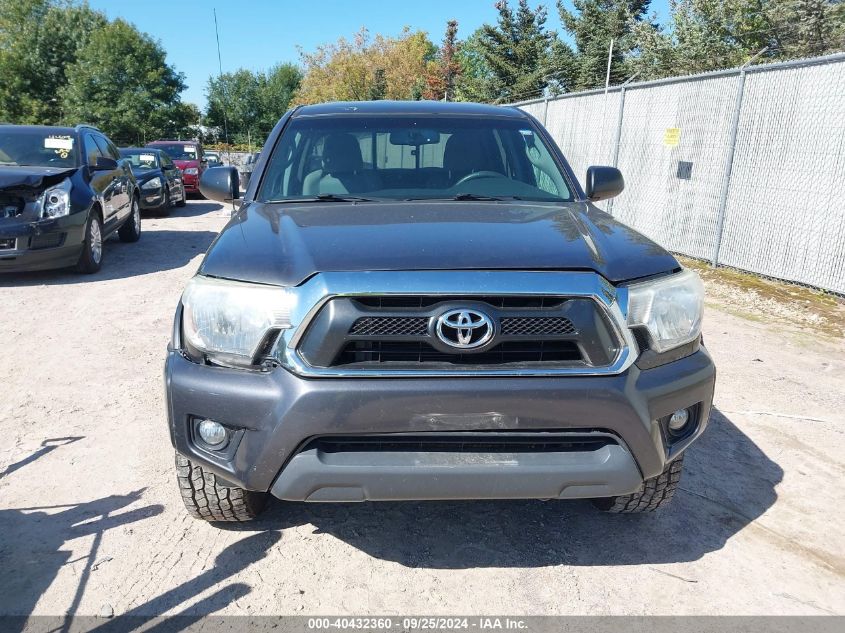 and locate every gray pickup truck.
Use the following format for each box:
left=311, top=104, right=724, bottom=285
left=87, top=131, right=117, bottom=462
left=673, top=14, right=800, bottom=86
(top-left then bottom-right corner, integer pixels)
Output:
left=166, top=101, right=715, bottom=522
